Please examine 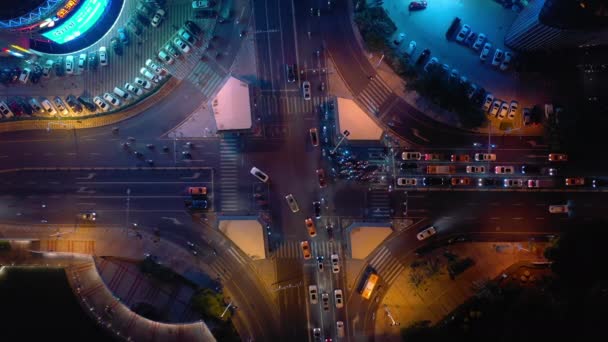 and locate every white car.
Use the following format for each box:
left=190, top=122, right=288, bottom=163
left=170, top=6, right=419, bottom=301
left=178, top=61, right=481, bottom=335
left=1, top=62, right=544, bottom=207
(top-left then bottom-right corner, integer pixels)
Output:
left=158, top=50, right=174, bottom=64
left=494, top=166, right=514, bottom=174
left=331, top=254, right=340, bottom=273
left=40, top=98, right=56, bottom=115
left=78, top=53, right=86, bottom=72
left=334, top=289, right=344, bottom=309
left=145, top=59, right=165, bottom=75
left=103, top=93, right=121, bottom=107
left=53, top=96, right=69, bottom=115
left=99, top=46, right=108, bottom=66
left=417, top=226, right=437, bottom=241
left=164, top=43, right=180, bottom=58
left=397, top=178, right=417, bottom=186
left=549, top=205, right=569, bottom=214
left=28, top=98, right=44, bottom=114
left=508, top=100, right=518, bottom=120
left=192, top=0, right=213, bottom=9
left=173, top=37, right=191, bottom=54
left=140, top=67, right=159, bottom=83
left=42, top=60, right=53, bottom=77
left=480, top=42, right=492, bottom=62
left=65, top=55, right=74, bottom=74
left=125, top=82, right=143, bottom=96
left=455, top=24, right=471, bottom=43
left=285, top=194, right=299, bottom=213
left=405, top=40, right=416, bottom=56
left=302, top=81, right=311, bottom=100
left=402, top=151, right=422, bottom=160
left=0, top=101, right=14, bottom=118
left=93, top=96, right=109, bottom=111
left=308, top=285, right=318, bottom=305
left=490, top=99, right=501, bottom=116
left=500, top=51, right=512, bottom=71
left=472, top=33, right=486, bottom=50
left=492, top=49, right=504, bottom=67
left=250, top=166, right=269, bottom=182
left=482, top=93, right=494, bottom=112
left=337, top=321, right=345, bottom=338
left=178, top=28, right=196, bottom=45
left=134, top=77, right=151, bottom=90
left=504, top=179, right=524, bottom=188
left=466, top=165, right=486, bottom=174
left=151, top=8, right=165, bottom=27
left=474, top=153, right=496, bottom=161
left=498, top=101, right=509, bottom=120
